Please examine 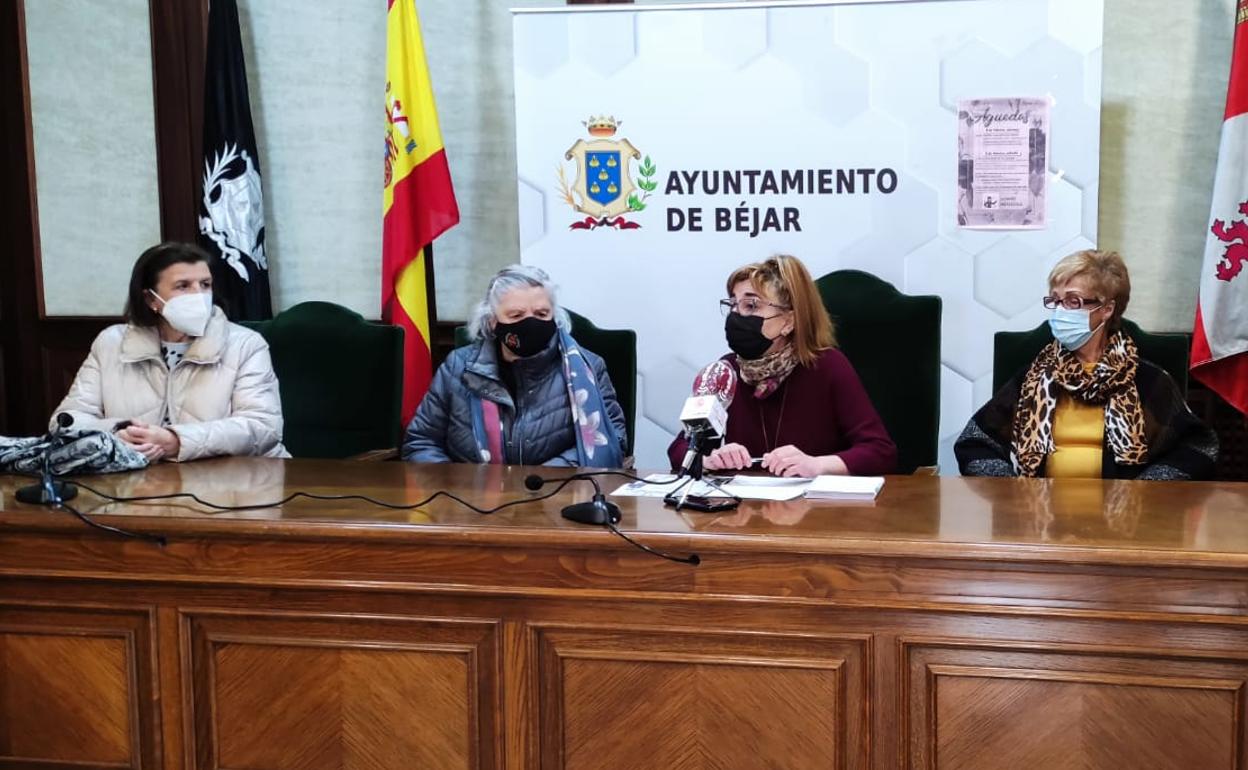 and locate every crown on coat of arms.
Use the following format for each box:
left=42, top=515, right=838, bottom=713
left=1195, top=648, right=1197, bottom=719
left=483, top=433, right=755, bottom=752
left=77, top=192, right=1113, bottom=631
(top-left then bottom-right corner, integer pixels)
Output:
left=583, top=115, right=620, bottom=137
